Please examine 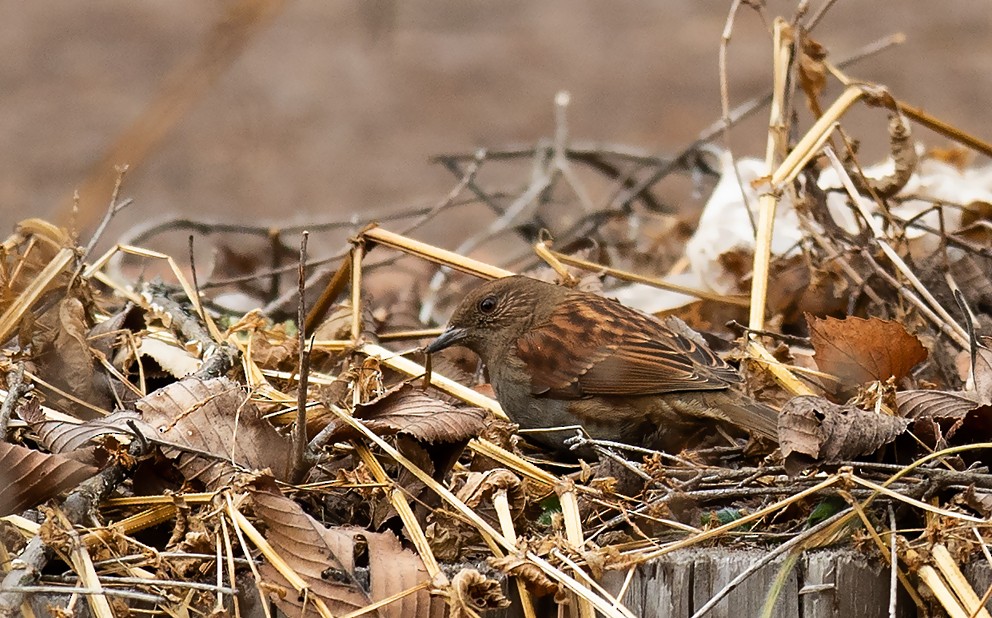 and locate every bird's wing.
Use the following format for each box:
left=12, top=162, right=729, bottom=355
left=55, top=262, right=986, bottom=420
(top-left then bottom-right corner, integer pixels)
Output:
left=516, top=292, right=737, bottom=398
